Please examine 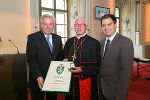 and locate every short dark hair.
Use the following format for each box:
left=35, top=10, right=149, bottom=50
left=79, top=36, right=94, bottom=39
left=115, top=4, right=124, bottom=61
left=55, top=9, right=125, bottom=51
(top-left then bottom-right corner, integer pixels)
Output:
left=100, top=14, right=117, bottom=25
